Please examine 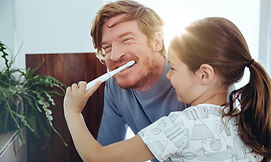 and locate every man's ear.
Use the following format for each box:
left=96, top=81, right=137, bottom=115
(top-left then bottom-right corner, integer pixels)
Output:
left=195, top=64, right=215, bottom=85
left=152, top=32, right=163, bottom=52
